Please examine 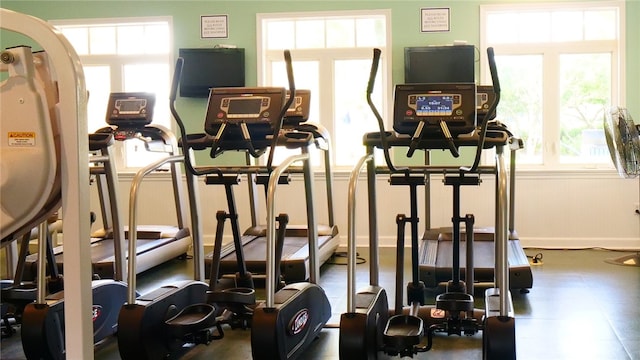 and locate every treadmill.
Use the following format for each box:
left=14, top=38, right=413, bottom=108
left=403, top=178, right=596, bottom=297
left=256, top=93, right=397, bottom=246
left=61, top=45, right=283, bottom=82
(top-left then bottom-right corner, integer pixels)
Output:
left=203, top=89, right=340, bottom=283
left=24, top=92, right=192, bottom=280
left=416, top=85, right=533, bottom=291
